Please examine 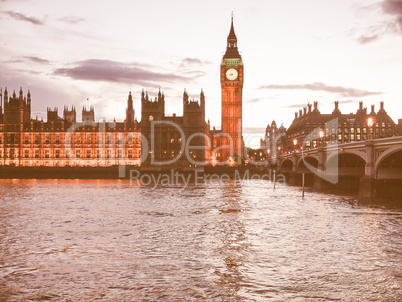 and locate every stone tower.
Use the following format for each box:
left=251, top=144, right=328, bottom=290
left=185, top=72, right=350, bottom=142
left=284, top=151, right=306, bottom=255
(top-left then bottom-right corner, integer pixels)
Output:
left=220, top=16, right=244, bottom=161
left=125, top=91, right=135, bottom=124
